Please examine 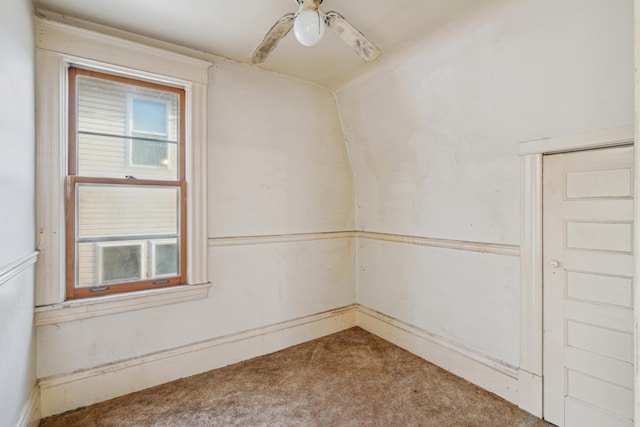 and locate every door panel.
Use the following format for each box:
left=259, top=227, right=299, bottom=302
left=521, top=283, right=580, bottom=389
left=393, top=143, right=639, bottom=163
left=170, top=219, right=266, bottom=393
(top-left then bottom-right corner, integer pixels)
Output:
left=566, top=321, right=632, bottom=362
left=566, top=168, right=632, bottom=199
left=566, top=222, right=632, bottom=252
left=564, top=250, right=633, bottom=276
left=565, top=398, right=632, bottom=427
left=567, top=371, right=633, bottom=419
left=564, top=299, right=633, bottom=333
left=565, top=272, right=632, bottom=308
left=542, top=146, right=634, bottom=427
left=565, top=347, right=634, bottom=389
